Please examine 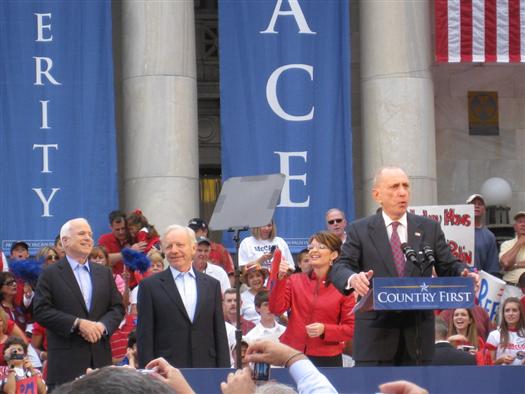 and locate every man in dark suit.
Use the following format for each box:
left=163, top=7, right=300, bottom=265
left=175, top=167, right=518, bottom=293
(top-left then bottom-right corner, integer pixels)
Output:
left=431, top=318, right=476, bottom=365
left=137, top=224, right=229, bottom=368
left=330, top=166, right=478, bottom=366
left=33, top=218, right=125, bottom=387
